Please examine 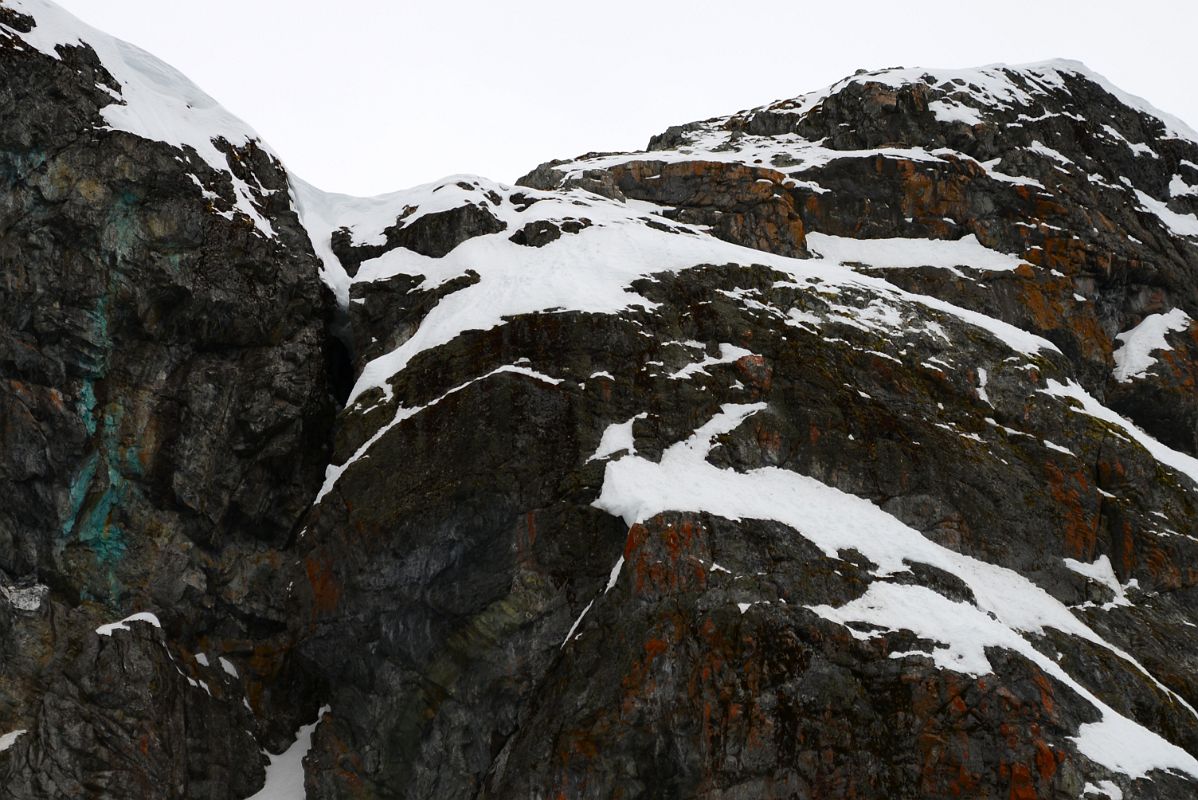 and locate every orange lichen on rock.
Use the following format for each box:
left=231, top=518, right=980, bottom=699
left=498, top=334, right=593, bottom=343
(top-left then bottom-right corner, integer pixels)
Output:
left=735, top=353, right=773, bottom=393
left=1014, top=270, right=1111, bottom=363
left=624, top=516, right=710, bottom=596
left=305, top=555, right=342, bottom=616
left=1044, top=461, right=1096, bottom=559
left=608, top=160, right=808, bottom=257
